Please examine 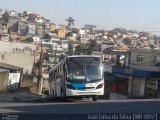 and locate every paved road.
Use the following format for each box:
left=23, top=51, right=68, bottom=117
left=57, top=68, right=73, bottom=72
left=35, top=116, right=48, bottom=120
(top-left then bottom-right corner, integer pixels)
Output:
left=0, top=99, right=160, bottom=120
